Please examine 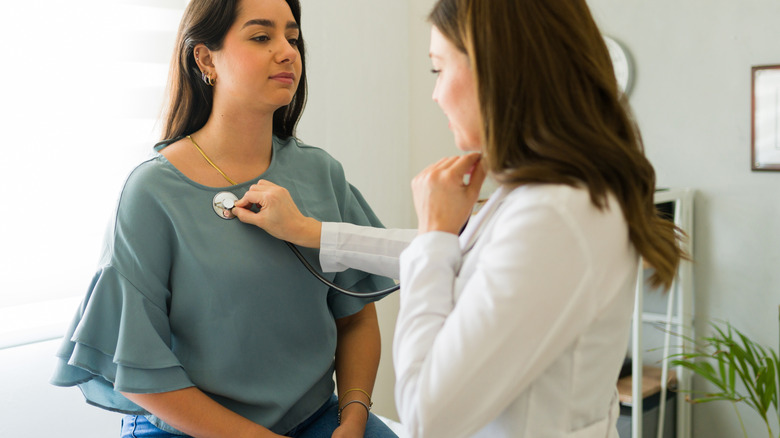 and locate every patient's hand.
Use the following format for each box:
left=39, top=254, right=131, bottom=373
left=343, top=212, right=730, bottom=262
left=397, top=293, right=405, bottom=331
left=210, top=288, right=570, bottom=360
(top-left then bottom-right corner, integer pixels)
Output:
left=332, top=421, right=365, bottom=438
left=233, top=180, right=322, bottom=248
